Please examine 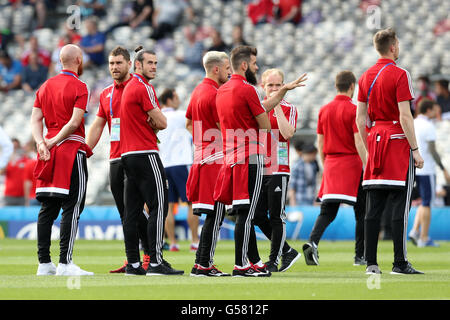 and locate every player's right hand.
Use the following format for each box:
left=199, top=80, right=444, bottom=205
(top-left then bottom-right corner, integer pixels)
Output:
left=412, top=149, right=424, bottom=169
